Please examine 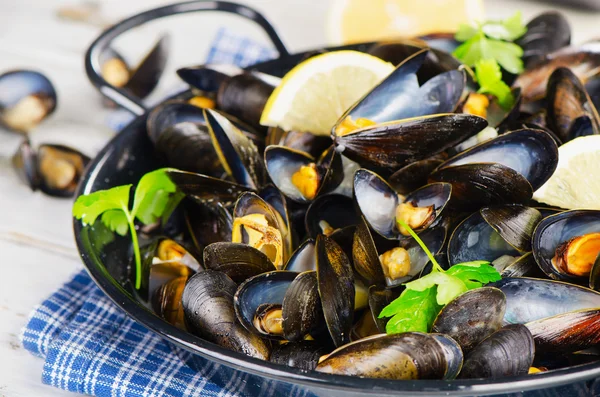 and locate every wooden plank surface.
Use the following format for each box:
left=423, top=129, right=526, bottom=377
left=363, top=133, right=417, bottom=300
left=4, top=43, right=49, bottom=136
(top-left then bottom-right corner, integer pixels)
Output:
left=0, top=0, right=597, bottom=396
